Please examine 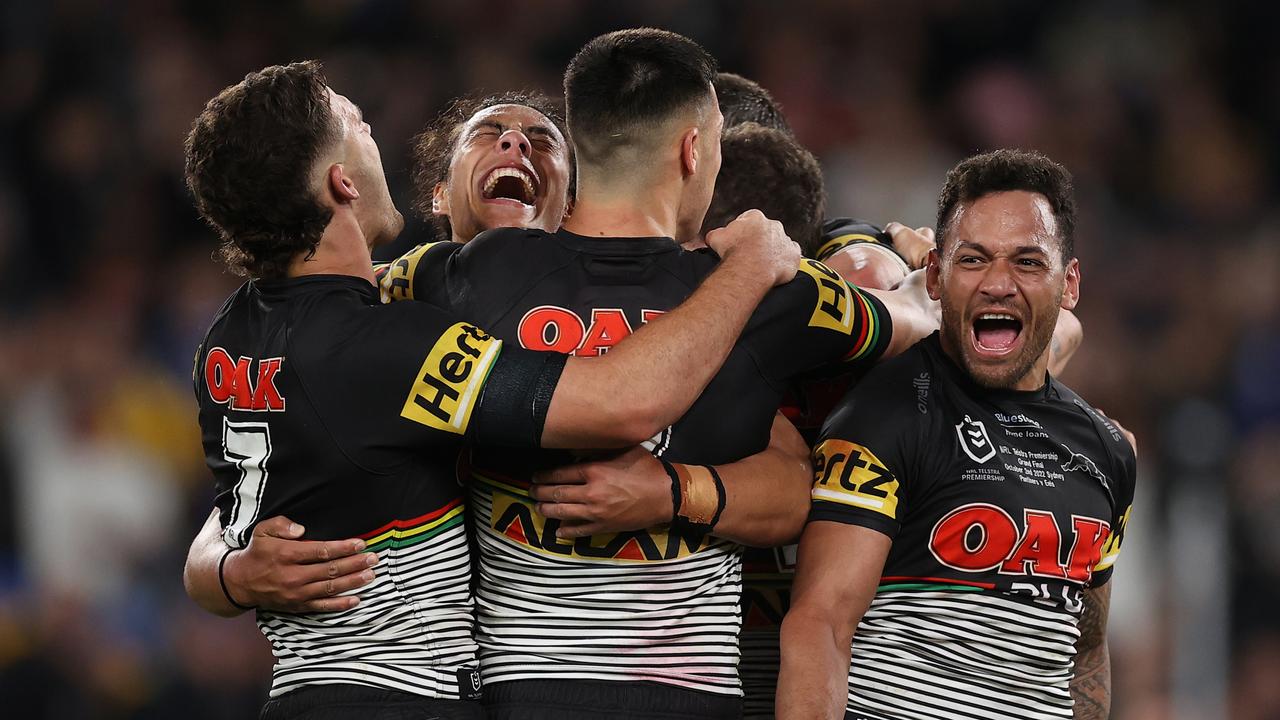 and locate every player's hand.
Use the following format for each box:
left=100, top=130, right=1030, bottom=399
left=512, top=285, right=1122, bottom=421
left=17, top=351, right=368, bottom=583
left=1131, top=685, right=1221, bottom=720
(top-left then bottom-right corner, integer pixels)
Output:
left=223, top=516, right=377, bottom=613
left=705, top=209, right=801, bottom=286
left=884, top=222, right=935, bottom=270
left=530, top=447, right=673, bottom=538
